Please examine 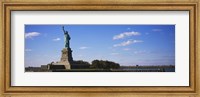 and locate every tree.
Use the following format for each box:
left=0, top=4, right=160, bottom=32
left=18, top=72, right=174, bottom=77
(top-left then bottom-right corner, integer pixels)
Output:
left=91, top=60, right=102, bottom=69
left=72, top=60, right=90, bottom=69
left=73, top=60, right=90, bottom=65
left=91, top=60, right=120, bottom=69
